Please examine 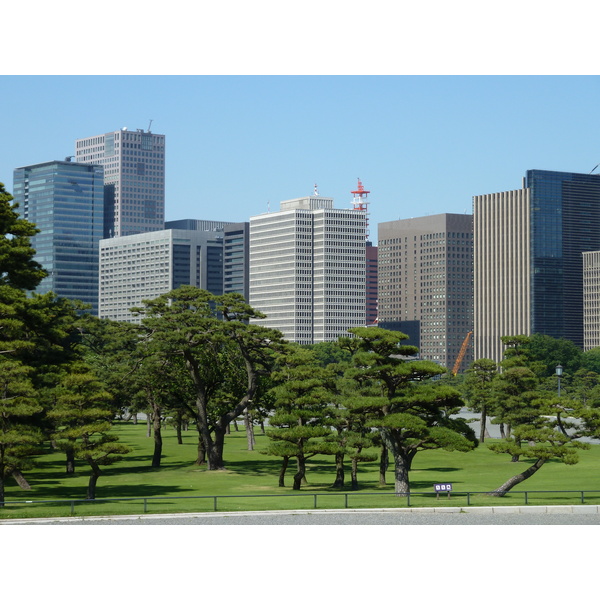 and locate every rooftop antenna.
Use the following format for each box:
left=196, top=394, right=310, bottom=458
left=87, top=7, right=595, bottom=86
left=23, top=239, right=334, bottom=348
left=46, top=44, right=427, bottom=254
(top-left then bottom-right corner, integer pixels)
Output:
left=590, top=163, right=600, bottom=174
left=64, top=156, right=75, bottom=162
left=147, top=119, right=153, bottom=133
left=351, top=178, right=371, bottom=241
left=313, top=183, right=319, bottom=196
